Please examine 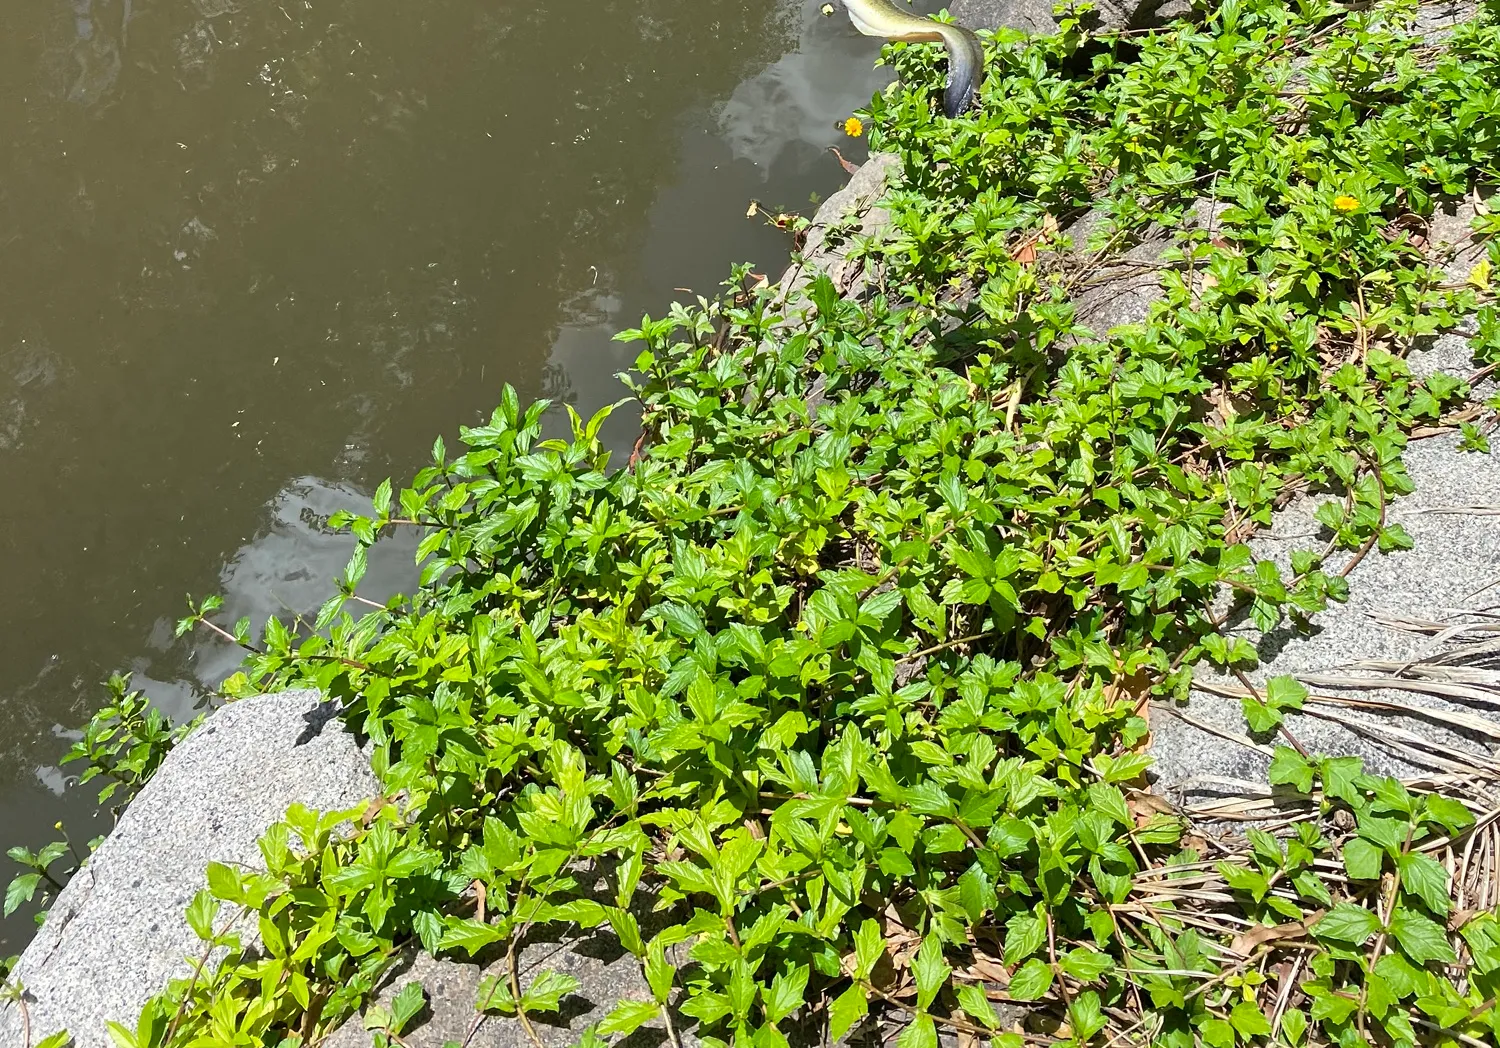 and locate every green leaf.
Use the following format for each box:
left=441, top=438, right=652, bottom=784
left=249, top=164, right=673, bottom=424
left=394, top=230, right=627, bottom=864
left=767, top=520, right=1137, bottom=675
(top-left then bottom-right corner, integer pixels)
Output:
left=1321, top=756, right=1365, bottom=804
left=1388, top=907, right=1457, bottom=965
left=1342, top=837, right=1385, bottom=881
left=912, top=935, right=951, bottom=1010
left=896, top=1013, right=937, bottom=1048
left=599, top=1000, right=660, bottom=1036
left=1310, top=991, right=1358, bottom=1024
left=1004, top=909, right=1046, bottom=965
left=184, top=889, right=220, bottom=941
left=1268, top=746, right=1313, bottom=793
left=1264, top=676, right=1307, bottom=711
left=438, top=918, right=505, bottom=957
left=764, top=964, right=808, bottom=1023
left=1229, top=1000, right=1271, bottom=1038
left=1008, top=958, right=1053, bottom=1001
left=1241, top=697, right=1283, bottom=734
left=853, top=918, right=884, bottom=979
left=1218, top=862, right=1269, bottom=901
left=1199, top=1018, right=1234, bottom=1048
left=390, top=982, right=427, bottom=1033
left=476, top=975, right=516, bottom=1014
left=4, top=872, right=40, bottom=917
left=828, top=984, right=869, bottom=1040
left=522, top=970, right=582, bottom=1014
left=1069, top=990, right=1107, bottom=1041
left=879, top=848, right=916, bottom=877
left=1397, top=852, right=1451, bottom=917
left=1312, top=903, right=1381, bottom=946
left=1059, top=947, right=1113, bottom=983
left=205, top=861, right=244, bottom=904
left=1422, top=795, right=1475, bottom=833
left=955, top=983, right=998, bottom=1029
left=36, top=1034, right=73, bottom=1048
left=1086, top=782, right=1130, bottom=827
